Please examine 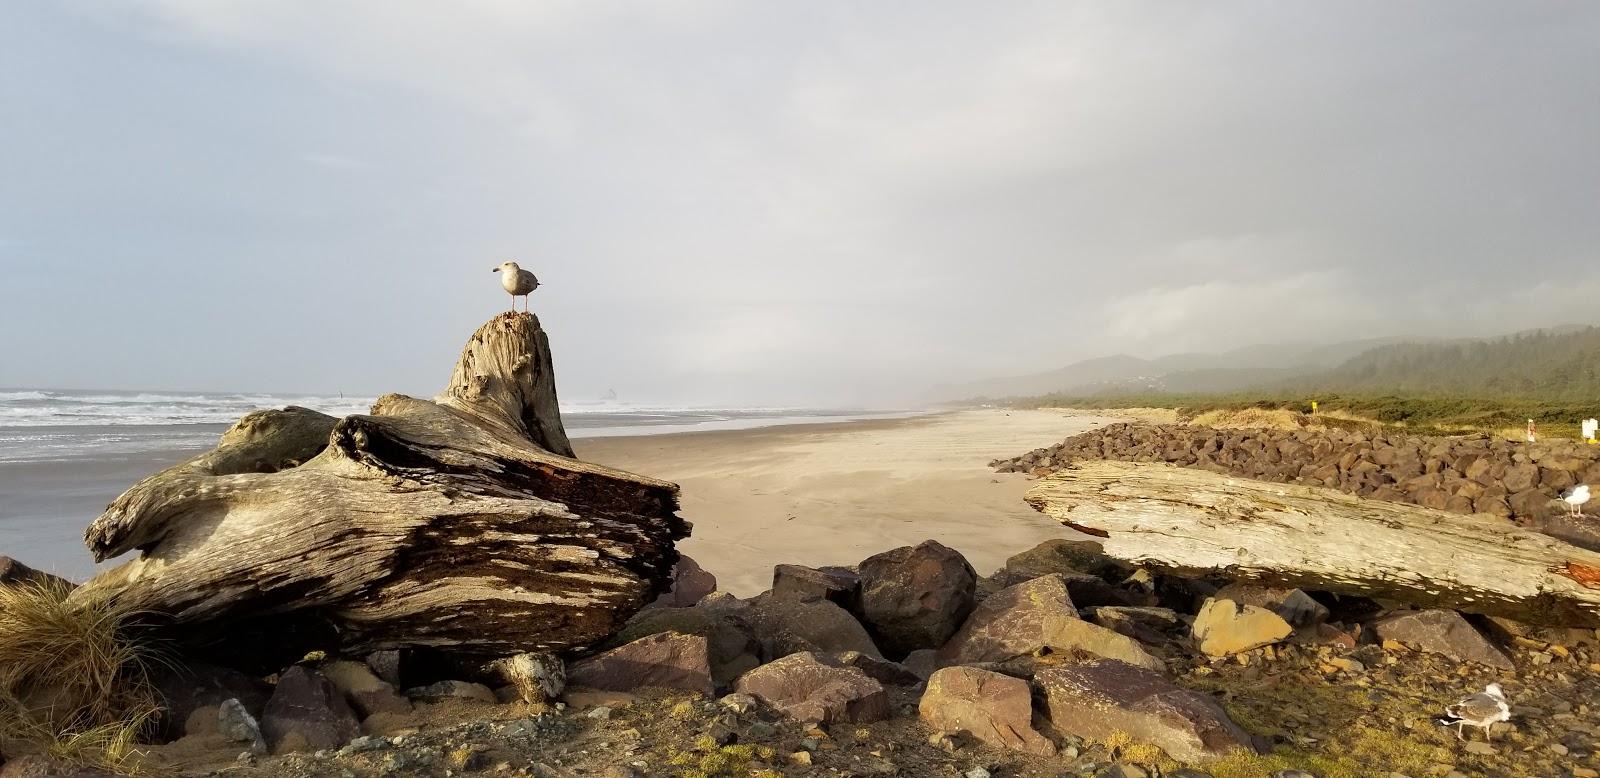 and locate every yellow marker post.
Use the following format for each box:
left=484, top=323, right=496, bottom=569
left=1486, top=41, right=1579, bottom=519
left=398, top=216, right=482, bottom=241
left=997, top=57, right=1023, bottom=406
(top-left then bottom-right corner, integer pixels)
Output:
left=1310, top=400, right=1318, bottom=414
